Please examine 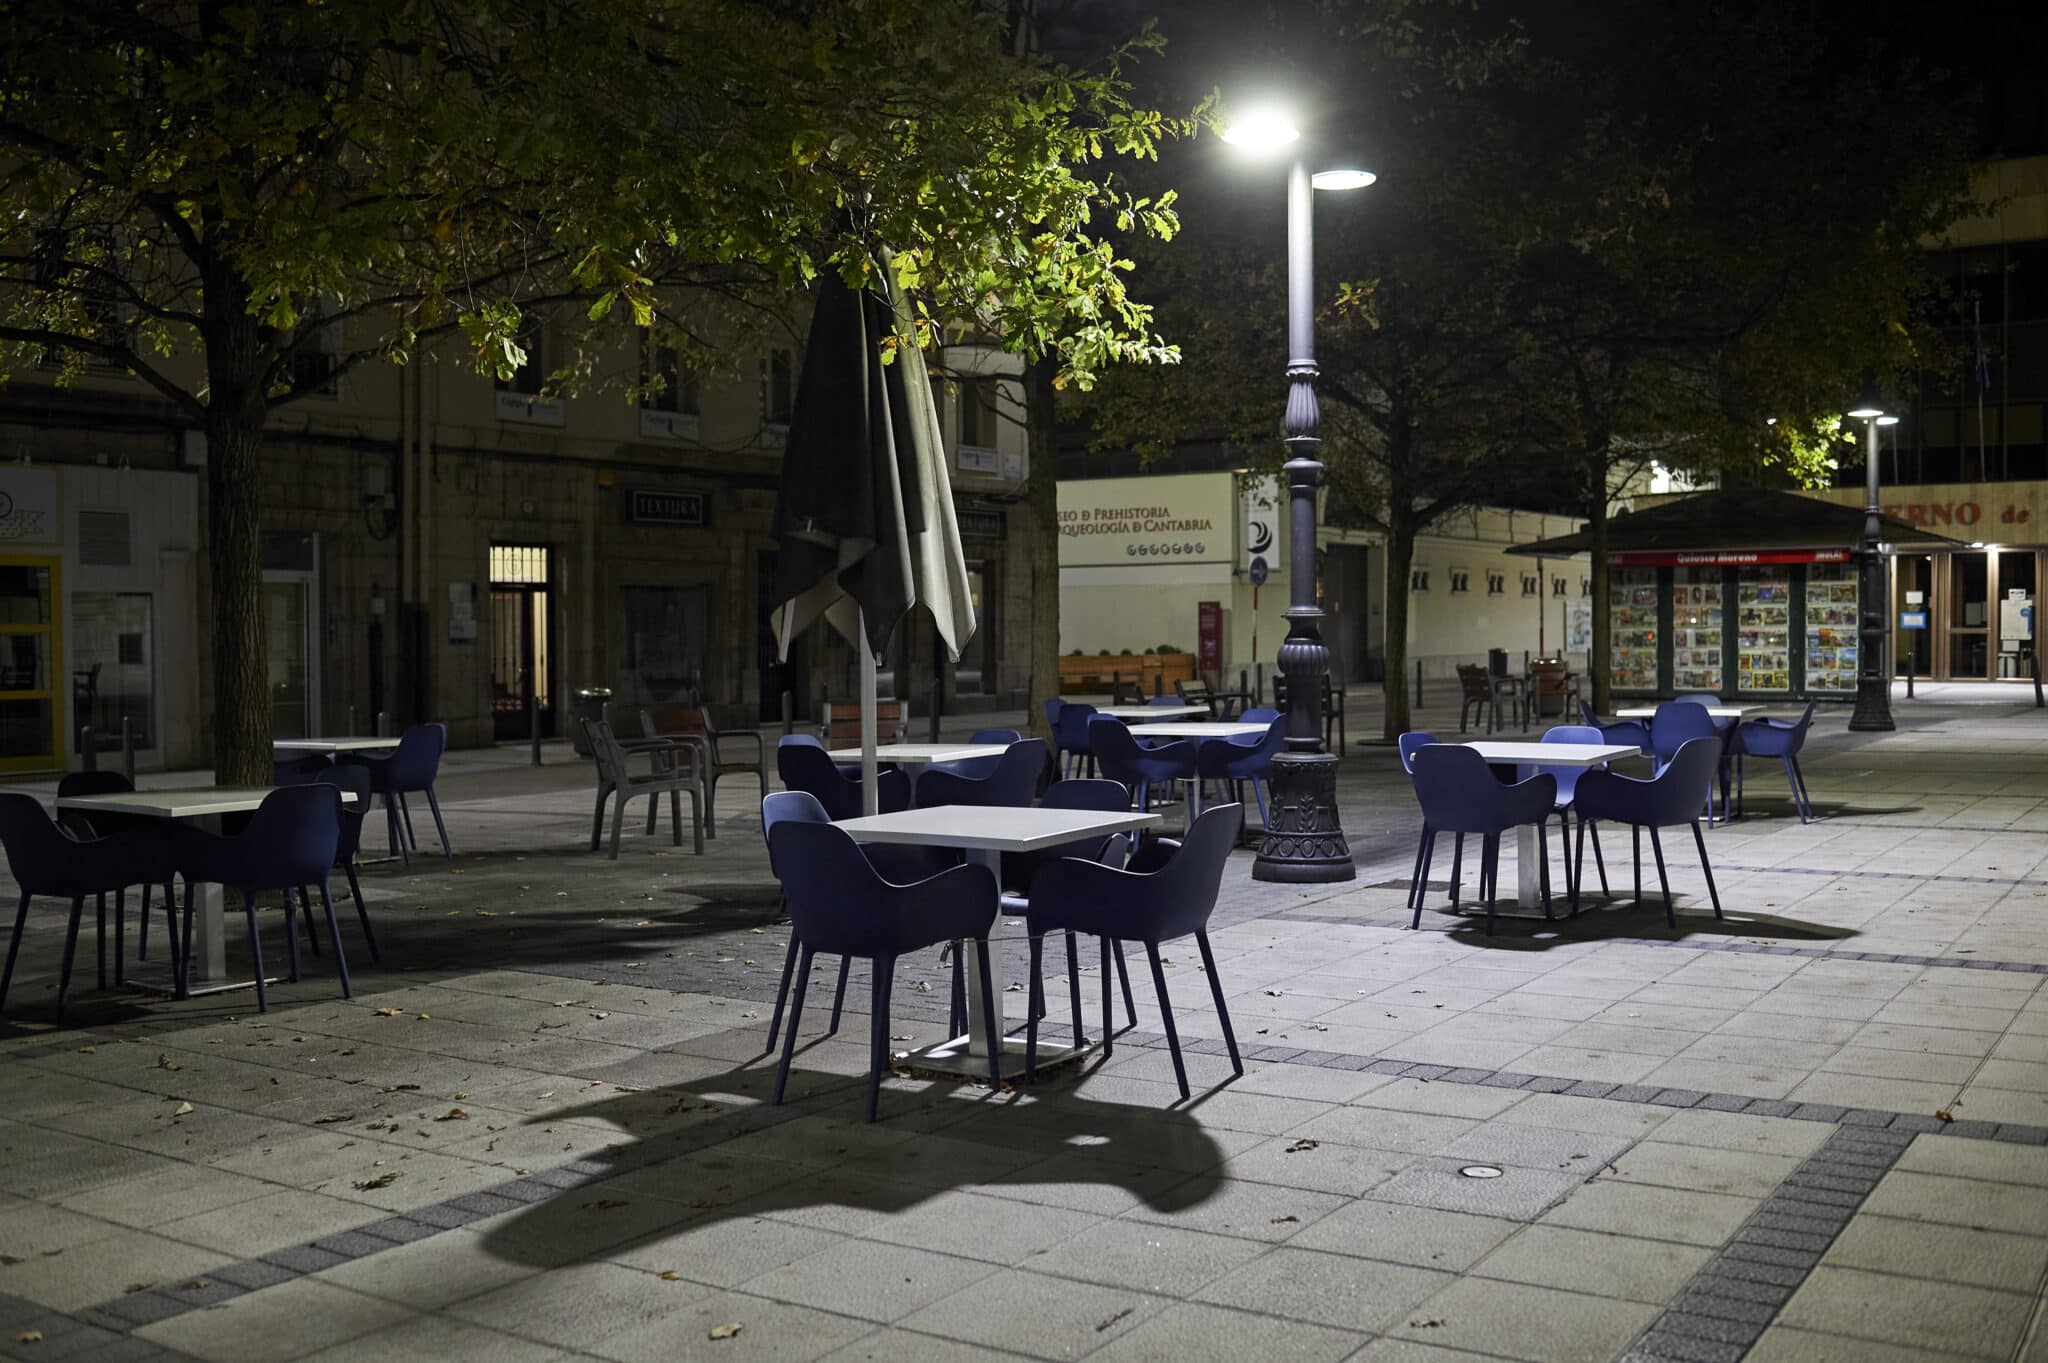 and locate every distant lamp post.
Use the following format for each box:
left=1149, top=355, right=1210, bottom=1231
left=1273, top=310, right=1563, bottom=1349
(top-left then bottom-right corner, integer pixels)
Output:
left=1223, top=104, right=1371, bottom=883
left=1846, top=392, right=1896, bottom=732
